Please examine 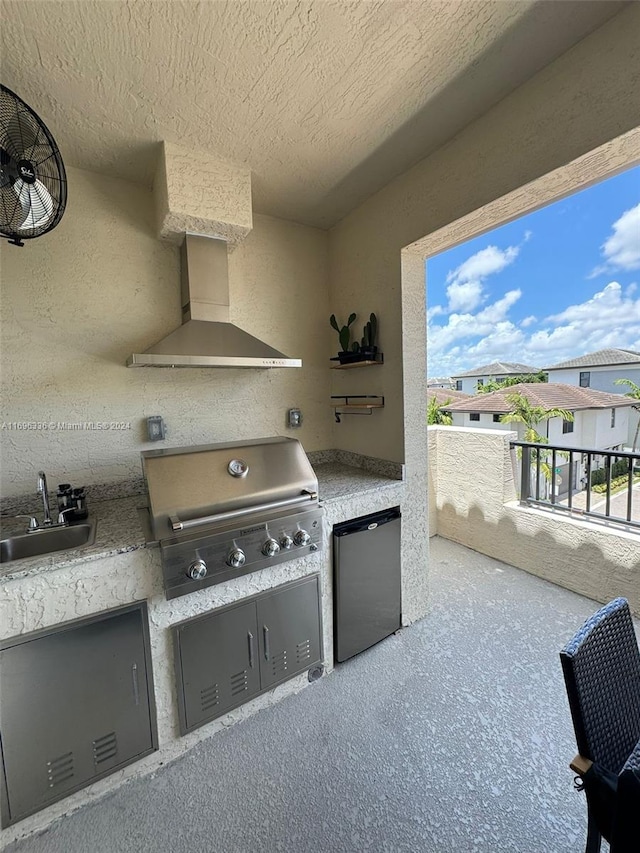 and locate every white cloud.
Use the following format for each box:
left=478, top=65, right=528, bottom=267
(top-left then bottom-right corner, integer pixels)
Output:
left=589, top=202, right=640, bottom=277
left=602, top=203, right=640, bottom=270
left=446, top=245, right=519, bottom=285
left=443, top=244, right=520, bottom=312
left=428, top=289, right=522, bottom=353
left=446, top=280, right=483, bottom=312
left=428, top=280, right=640, bottom=376
left=544, top=281, right=635, bottom=326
